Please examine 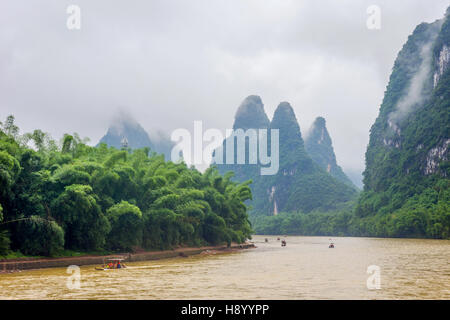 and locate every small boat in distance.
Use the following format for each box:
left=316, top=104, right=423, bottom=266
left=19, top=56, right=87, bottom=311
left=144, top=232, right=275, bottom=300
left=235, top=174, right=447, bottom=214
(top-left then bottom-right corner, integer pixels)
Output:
left=95, top=258, right=127, bottom=270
